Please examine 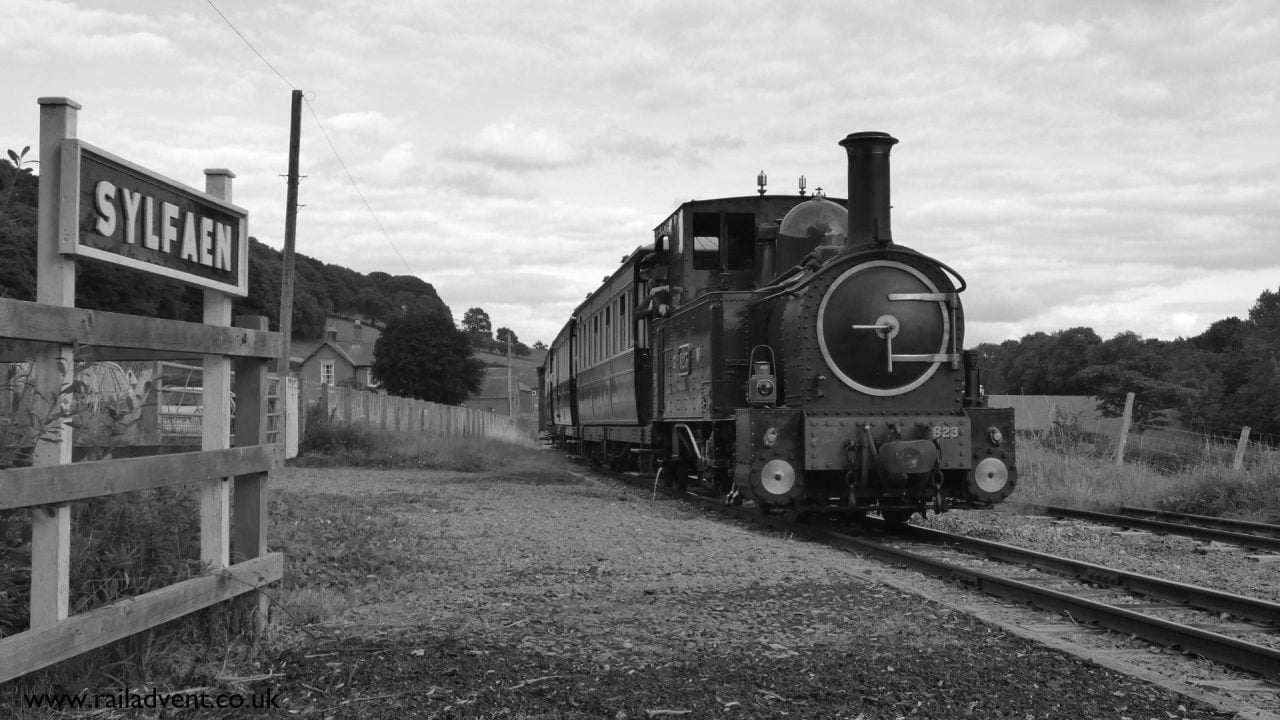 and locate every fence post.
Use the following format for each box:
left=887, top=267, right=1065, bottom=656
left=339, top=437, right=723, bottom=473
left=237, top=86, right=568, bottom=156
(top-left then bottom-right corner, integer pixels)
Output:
left=297, top=376, right=308, bottom=441
left=1114, top=392, right=1135, bottom=465
left=1234, top=426, right=1252, bottom=470
left=29, top=97, right=80, bottom=629
left=318, top=382, right=329, bottom=423
left=232, top=315, right=271, bottom=633
left=200, top=168, right=236, bottom=570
